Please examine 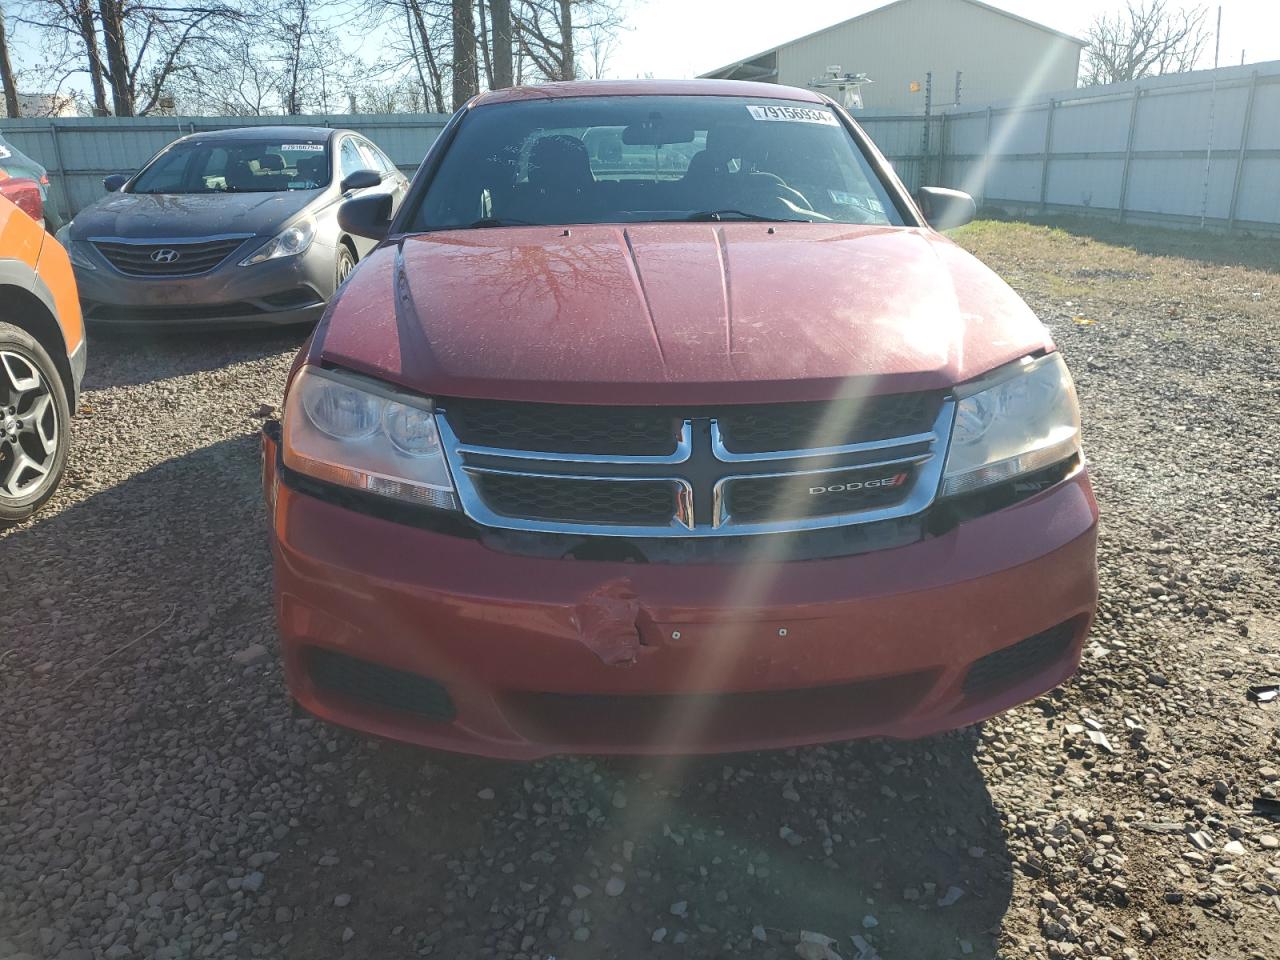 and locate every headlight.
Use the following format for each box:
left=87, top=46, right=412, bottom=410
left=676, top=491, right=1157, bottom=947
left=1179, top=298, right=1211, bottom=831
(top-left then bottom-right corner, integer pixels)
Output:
left=941, top=353, right=1081, bottom=498
left=240, top=217, right=317, bottom=265
left=282, top=366, right=457, bottom=510
left=55, top=224, right=97, bottom=271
